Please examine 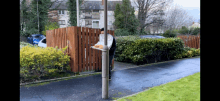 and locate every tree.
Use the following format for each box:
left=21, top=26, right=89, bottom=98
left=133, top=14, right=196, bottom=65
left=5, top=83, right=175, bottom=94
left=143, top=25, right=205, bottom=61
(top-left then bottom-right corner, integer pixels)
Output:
left=67, top=0, right=84, bottom=26
left=163, top=5, right=195, bottom=31
left=20, top=0, right=29, bottom=36
left=113, top=0, right=140, bottom=34
left=132, top=0, right=173, bottom=33
left=25, top=0, right=51, bottom=36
